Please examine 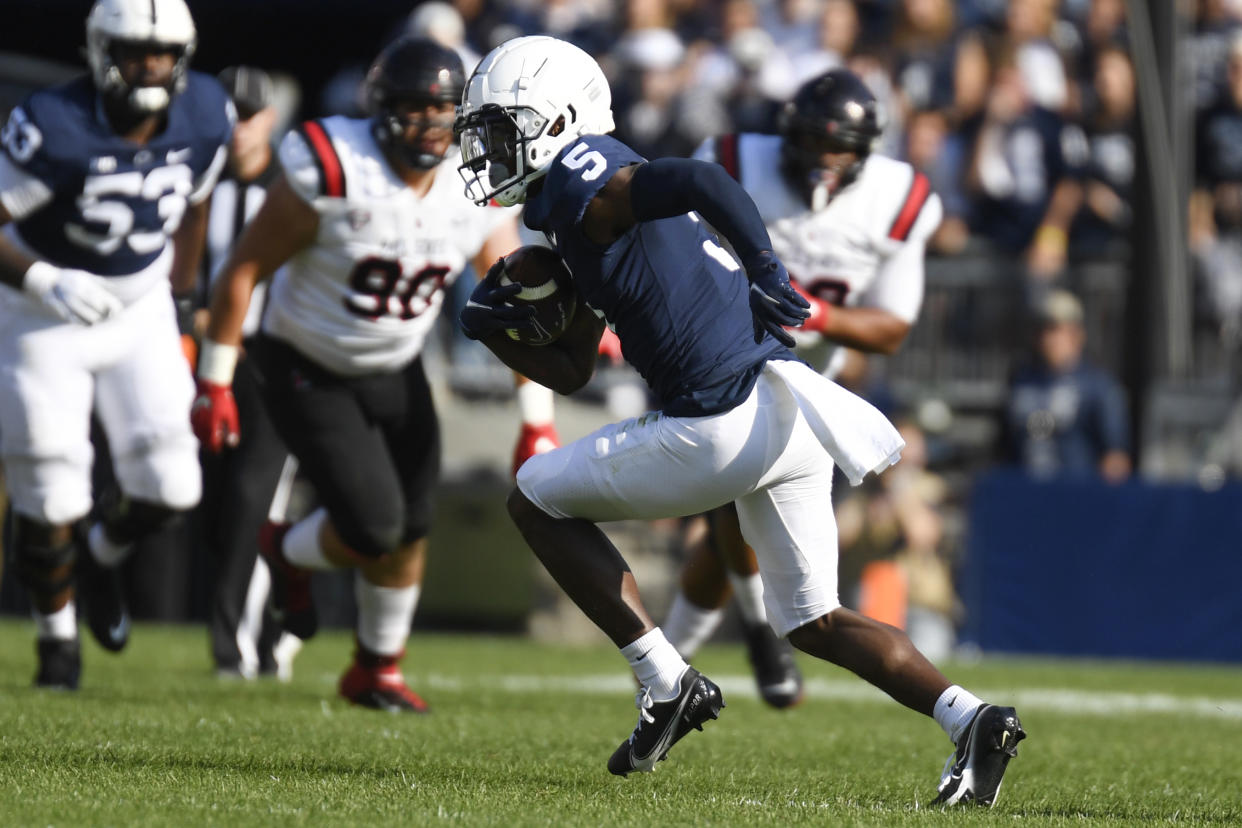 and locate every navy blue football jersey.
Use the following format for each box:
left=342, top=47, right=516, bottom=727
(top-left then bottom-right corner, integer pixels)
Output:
left=0, top=72, right=233, bottom=276
left=523, top=134, right=793, bottom=417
